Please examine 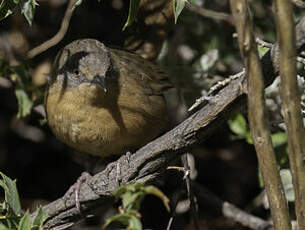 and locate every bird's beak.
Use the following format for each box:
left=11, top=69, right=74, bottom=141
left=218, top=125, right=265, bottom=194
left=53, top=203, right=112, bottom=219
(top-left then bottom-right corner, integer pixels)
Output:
left=91, top=76, right=107, bottom=92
